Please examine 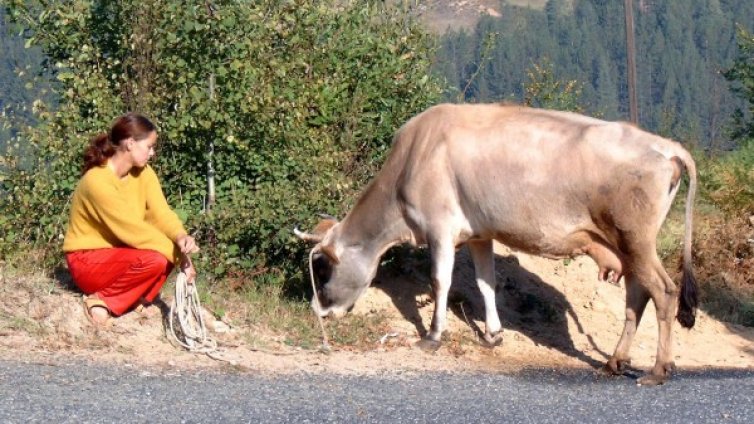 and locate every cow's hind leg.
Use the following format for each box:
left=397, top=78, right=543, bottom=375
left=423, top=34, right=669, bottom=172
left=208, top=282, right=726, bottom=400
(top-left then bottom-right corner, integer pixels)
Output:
left=467, top=240, right=503, bottom=346
left=604, top=271, right=650, bottom=376
left=636, top=259, right=679, bottom=386
left=416, top=236, right=456, bottom=352
left=608, top=251, right=679, bottom=385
